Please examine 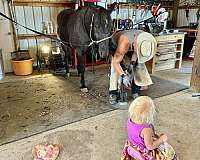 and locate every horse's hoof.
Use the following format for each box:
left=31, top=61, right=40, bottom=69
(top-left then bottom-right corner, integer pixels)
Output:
left=81, top=88, right=88, bottom=93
